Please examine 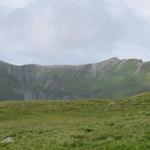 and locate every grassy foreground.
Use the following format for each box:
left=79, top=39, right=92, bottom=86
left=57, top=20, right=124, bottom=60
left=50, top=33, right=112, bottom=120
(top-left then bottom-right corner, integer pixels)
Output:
left=0, top=94, right=150, bottom=150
